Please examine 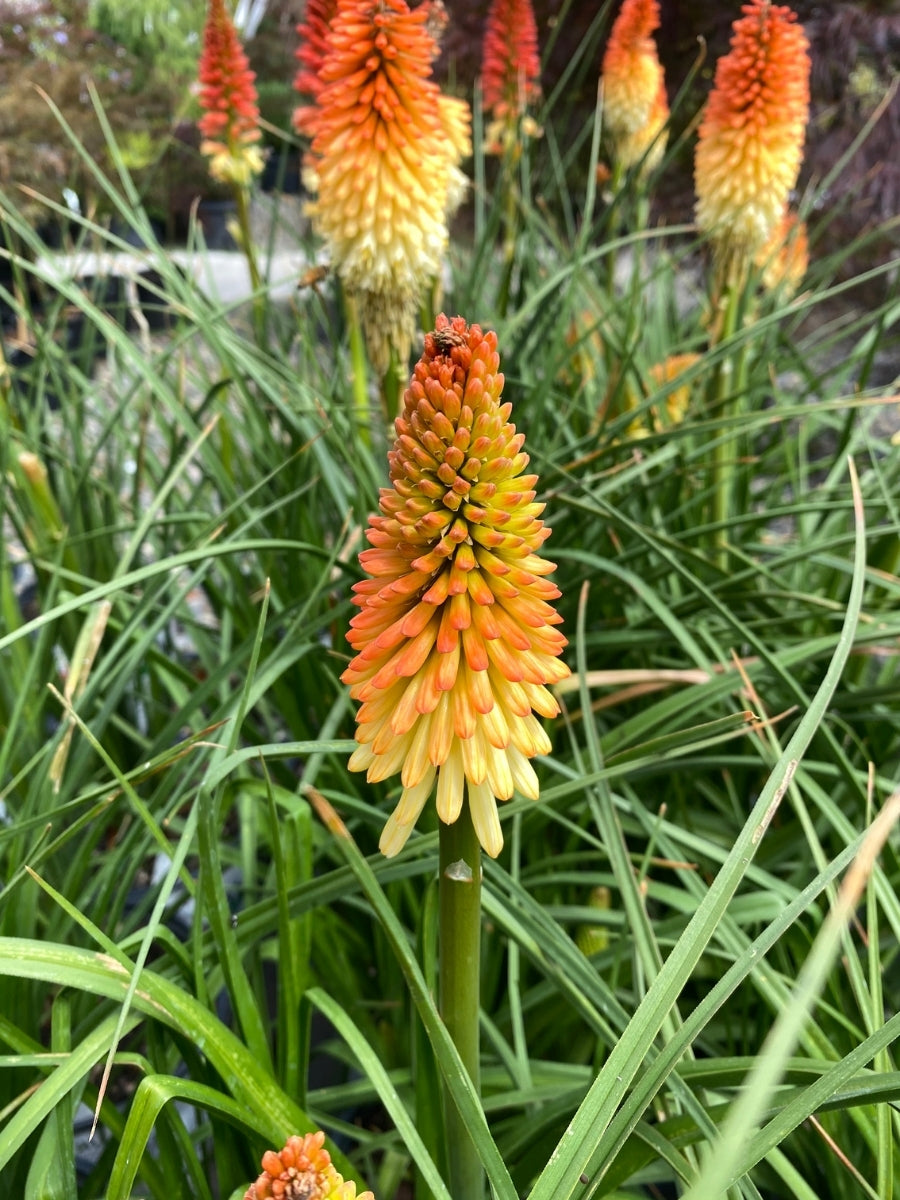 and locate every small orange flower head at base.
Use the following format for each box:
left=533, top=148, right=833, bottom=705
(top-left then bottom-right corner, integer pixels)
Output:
left=244, top=1132, right=374, bottom=1200
left=343, top=316, right=570, bottom=859
left=695, top=0, right=810, bottom=265
left=198, top=0, right=264, bottom=187
left=601, top=0, right=669, bottom=174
